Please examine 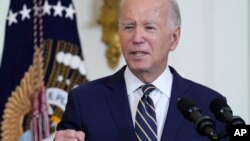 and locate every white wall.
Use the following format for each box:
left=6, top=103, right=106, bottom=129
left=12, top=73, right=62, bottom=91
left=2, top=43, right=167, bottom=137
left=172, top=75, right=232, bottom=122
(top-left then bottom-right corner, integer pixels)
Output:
left=171, top=0, right=250, bottom=123
left=0, top=0, right=249, bottom=123
left=211, top=0, right=249, bottom=124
